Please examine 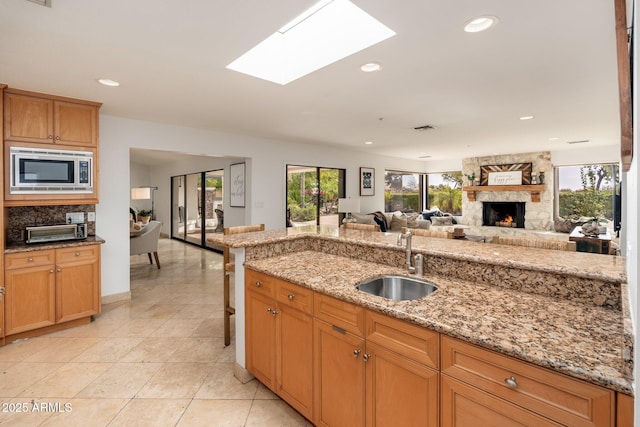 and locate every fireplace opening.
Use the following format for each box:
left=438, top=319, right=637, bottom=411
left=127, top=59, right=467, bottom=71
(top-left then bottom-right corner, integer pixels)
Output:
left=483, top=202, right=525, bottom=228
